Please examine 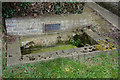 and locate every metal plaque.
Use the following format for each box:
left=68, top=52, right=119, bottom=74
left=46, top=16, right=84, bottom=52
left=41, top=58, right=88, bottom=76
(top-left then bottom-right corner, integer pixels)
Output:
left=44, top=24, right=60, bottom=32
